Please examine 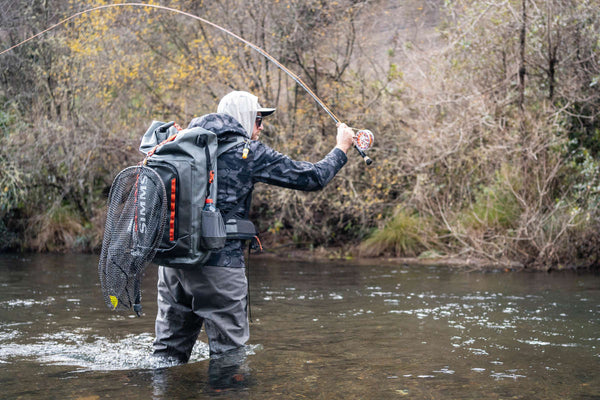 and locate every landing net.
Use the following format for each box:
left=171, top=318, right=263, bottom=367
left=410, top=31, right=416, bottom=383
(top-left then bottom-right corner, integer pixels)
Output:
left=98, top=165, right=167, bottom=315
